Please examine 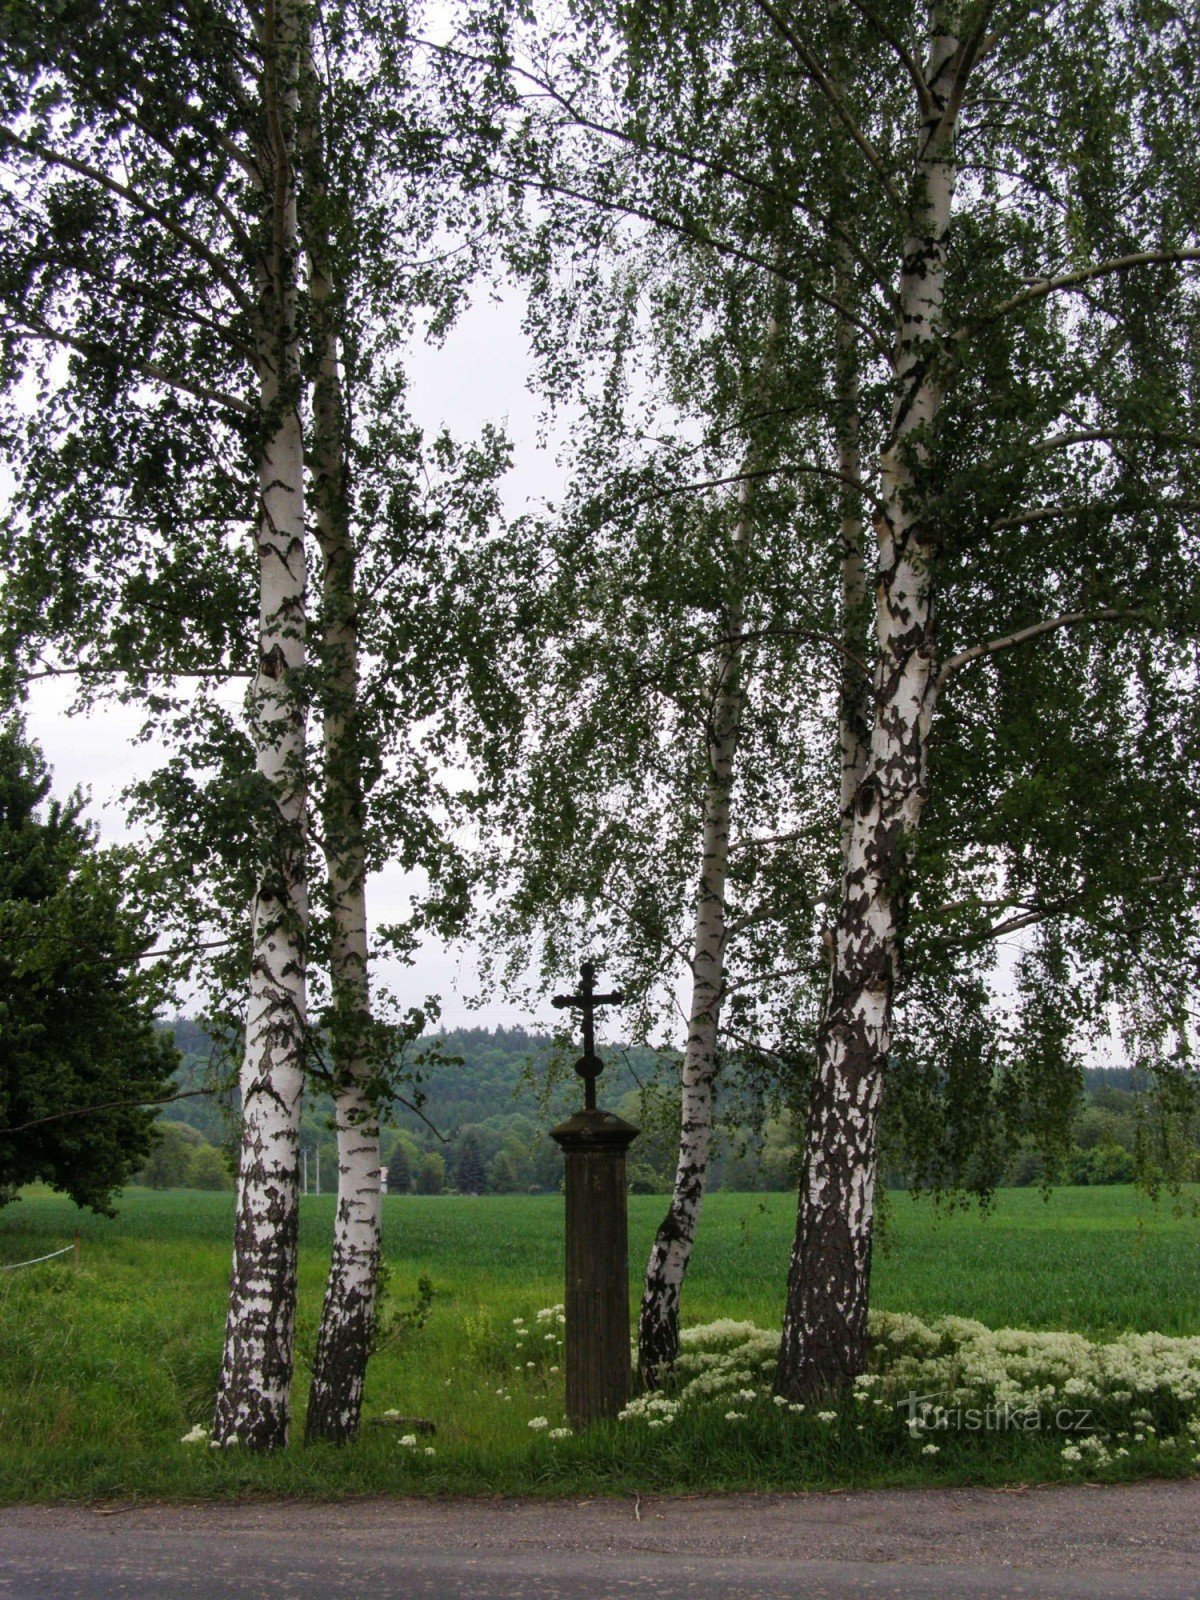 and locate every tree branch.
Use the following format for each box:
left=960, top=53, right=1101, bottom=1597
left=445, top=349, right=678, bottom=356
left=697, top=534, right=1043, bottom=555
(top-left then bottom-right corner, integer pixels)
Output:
left=19, top=666, right=252, bottom=684
left=490, top=170, right=891, bottom=354
left=652, top=461, right=888, bottom=515
left=0, top=1089, right=215, bottom=1137
left=728, top=829, right=811, bottom=855
left=4, top=311, right=254, bottom=415
left=937, top=607, right=1151, bottom=689
left=937, top=0, right=1001, bottom=140
left=136, top=939, right=236, bottom=962
left=750, top=0, right=905, bottom=211
left=988, top=497, right=1200, bottom=533
left=390, top=1093, right=450, bottom=1145
left=930, top=897, right=1084, bottom=947
left=0, top=126, right=254, bottom=314
left=838, top=0, right=933, bottom=114
left=959, top=249, right=1200, bottom=338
